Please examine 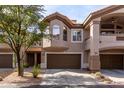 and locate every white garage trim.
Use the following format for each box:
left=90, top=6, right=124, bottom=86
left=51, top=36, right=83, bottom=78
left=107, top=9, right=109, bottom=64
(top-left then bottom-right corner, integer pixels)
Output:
left=45, top=52, right=84, bottom=69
